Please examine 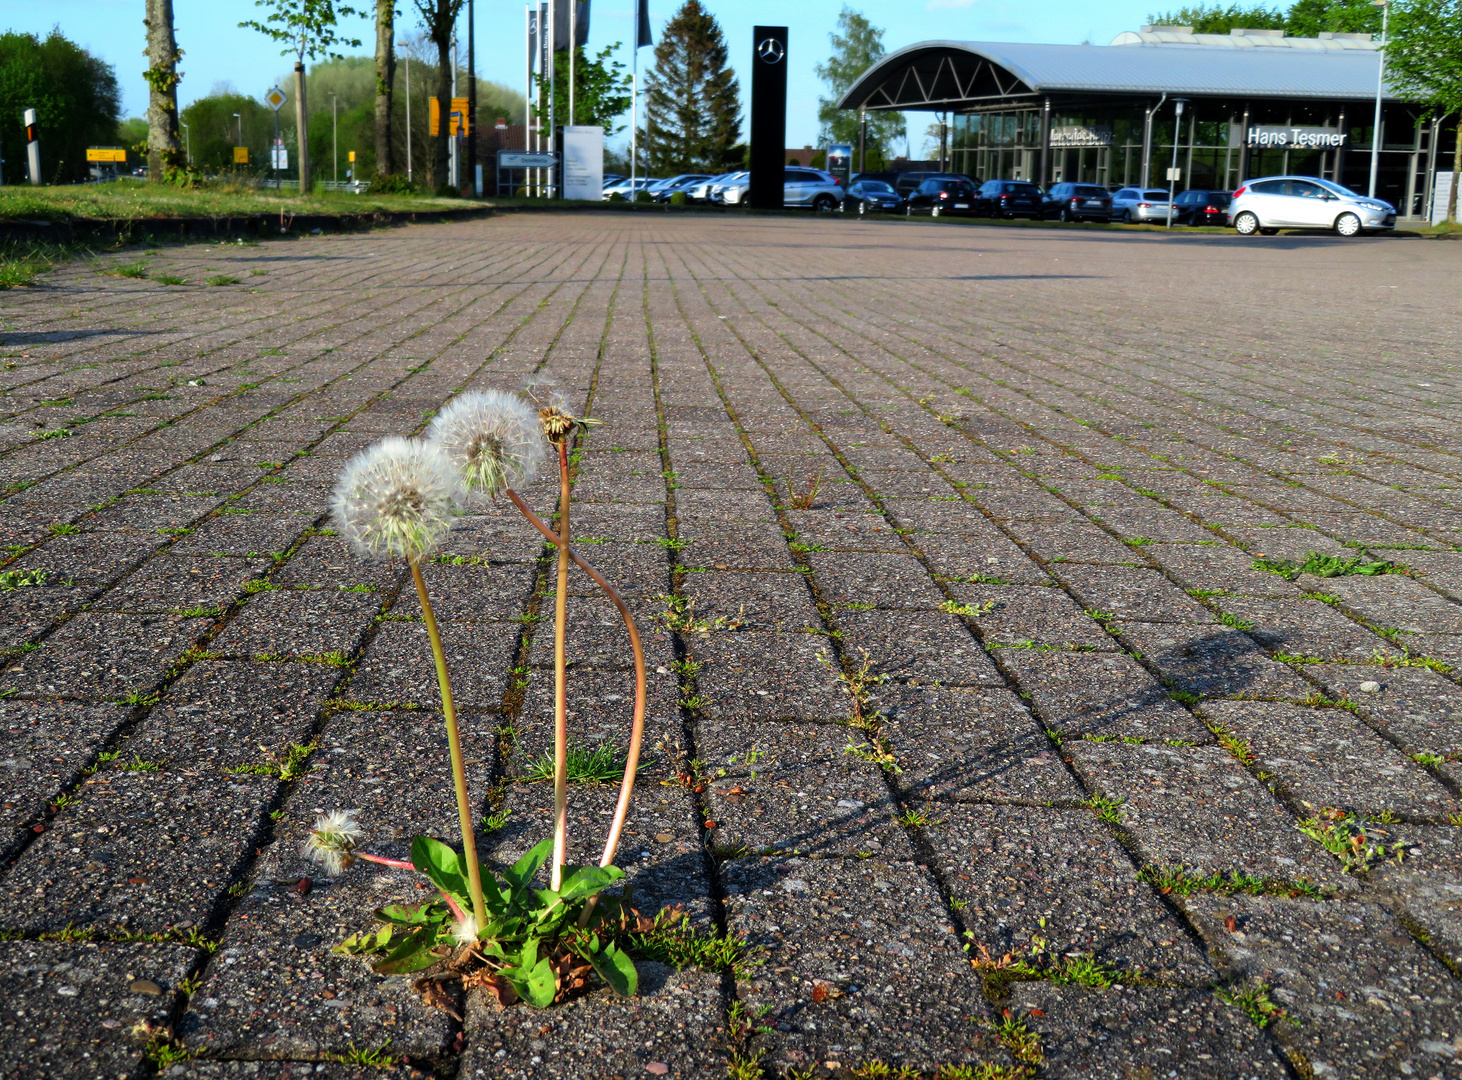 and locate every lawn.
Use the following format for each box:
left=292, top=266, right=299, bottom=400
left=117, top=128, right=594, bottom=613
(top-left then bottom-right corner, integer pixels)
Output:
left=0, top=180, right=473, bottom=221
